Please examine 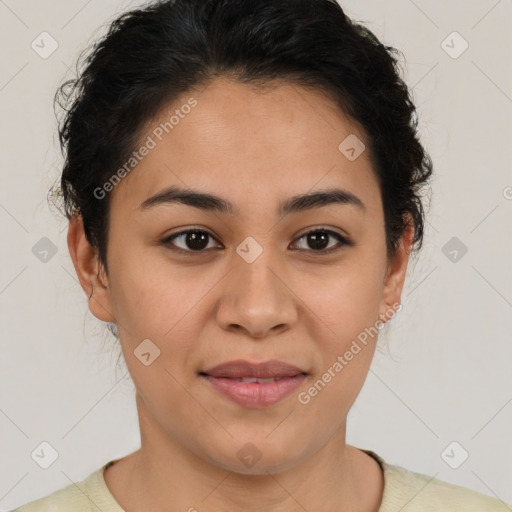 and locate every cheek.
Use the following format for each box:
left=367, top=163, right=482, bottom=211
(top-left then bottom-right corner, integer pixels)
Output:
left=107, top=249, right=199, bottom=335
left=291, top=254, right=386, bottom=402
left=105, top=254, right=221, bottom=383
left=297, top=255, right=386, bottom=339
left=293, top=269, right=385, bottom=417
